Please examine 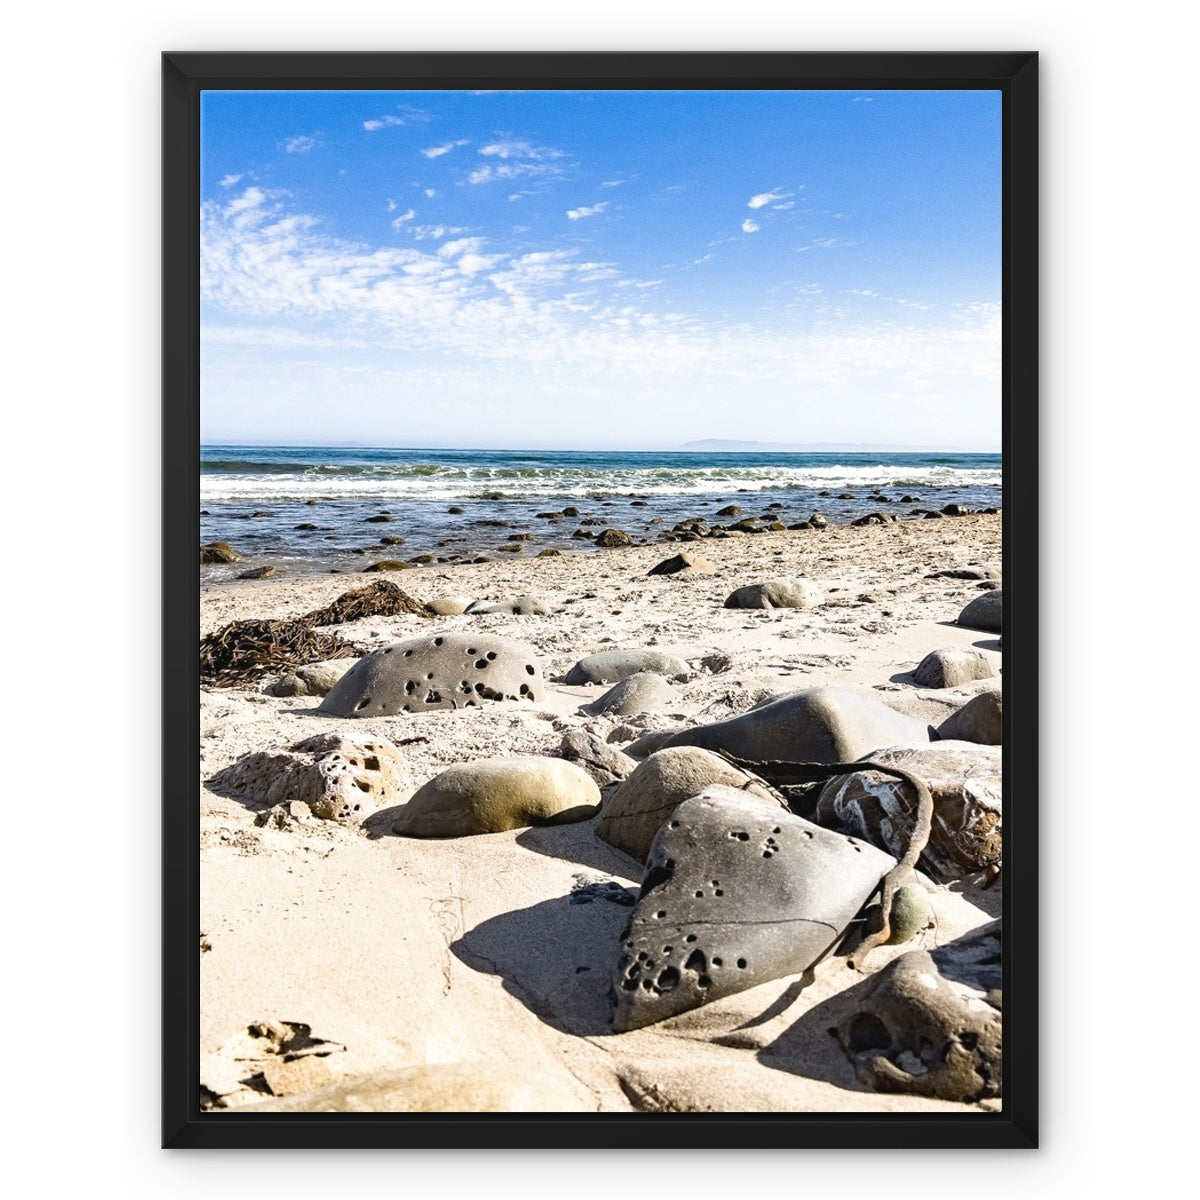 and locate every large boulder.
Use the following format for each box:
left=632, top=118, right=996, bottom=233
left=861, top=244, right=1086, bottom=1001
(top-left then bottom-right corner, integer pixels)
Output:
left=318, top=632, right=544, bottom=716
left=659, top=686, right=932, bottom=764
left=564, top=649, right=690, bottom=686
left=911, top=649, right=999, bottom=689
left=391, top=756, right=600, bottom=837
left=937, top=687, right=1003, bottom=745
left=596, top=746, right=784, bottom=862
left=814, top=742, right=1002, bottom=881
left=724, top=577, right=824, bottom=610
left=835, top=922, right=1002, bottom=1102
left=612, top=786, right=897, bottom=1032
left=957, top=591, right=1003, bottom=632
left=583, top=672, right=677, bottom=717
left=208, top=732, right=410, bottom=823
